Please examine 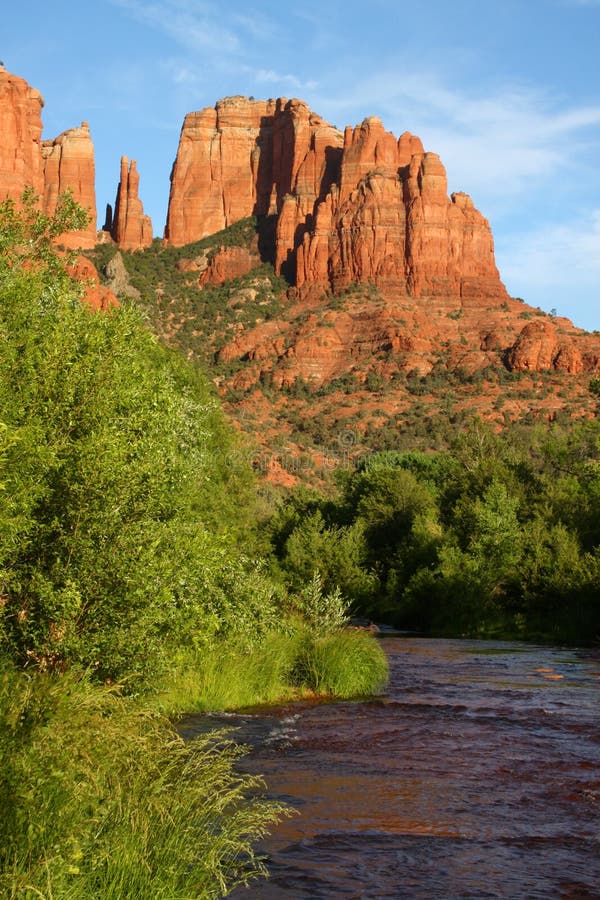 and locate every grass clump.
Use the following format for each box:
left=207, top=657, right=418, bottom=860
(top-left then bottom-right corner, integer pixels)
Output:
left=293, top=629, right=389, bottom=698
left=157, top=625, right=389, bottom=716
left=0, top=665, right=286, bottom=899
